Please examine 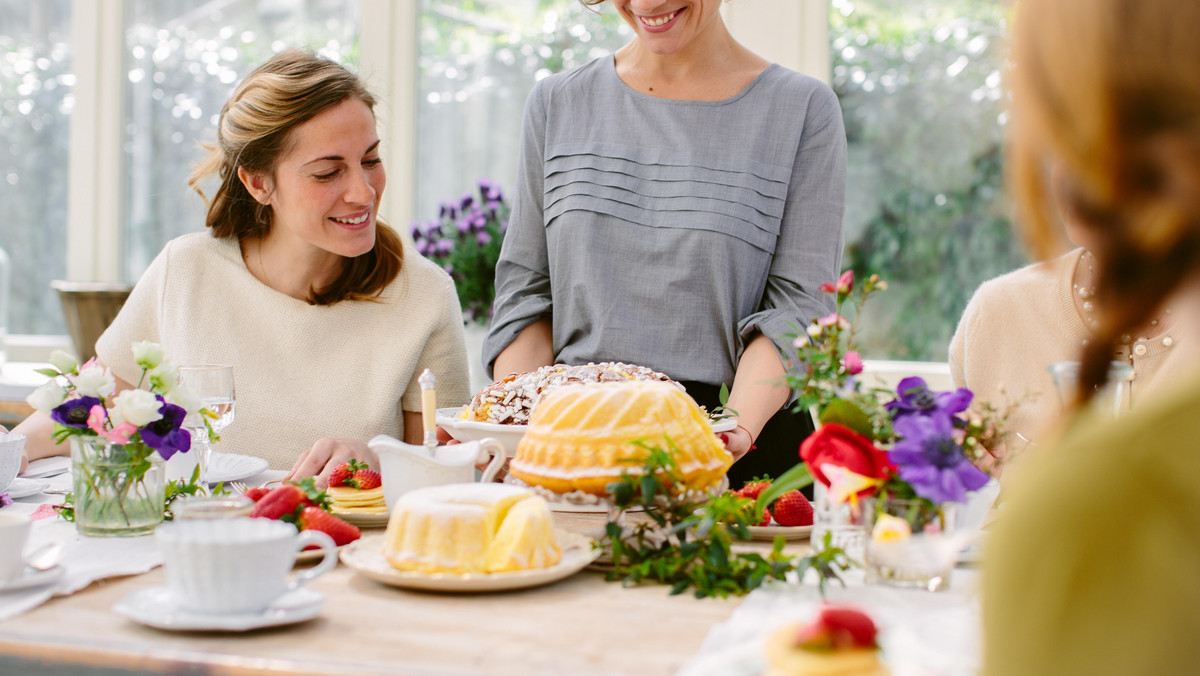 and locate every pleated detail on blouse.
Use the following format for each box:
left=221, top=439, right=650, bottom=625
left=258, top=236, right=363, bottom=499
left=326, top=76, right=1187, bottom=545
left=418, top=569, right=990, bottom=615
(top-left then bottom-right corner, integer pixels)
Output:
left=543, top=141, right=791, bottom=253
